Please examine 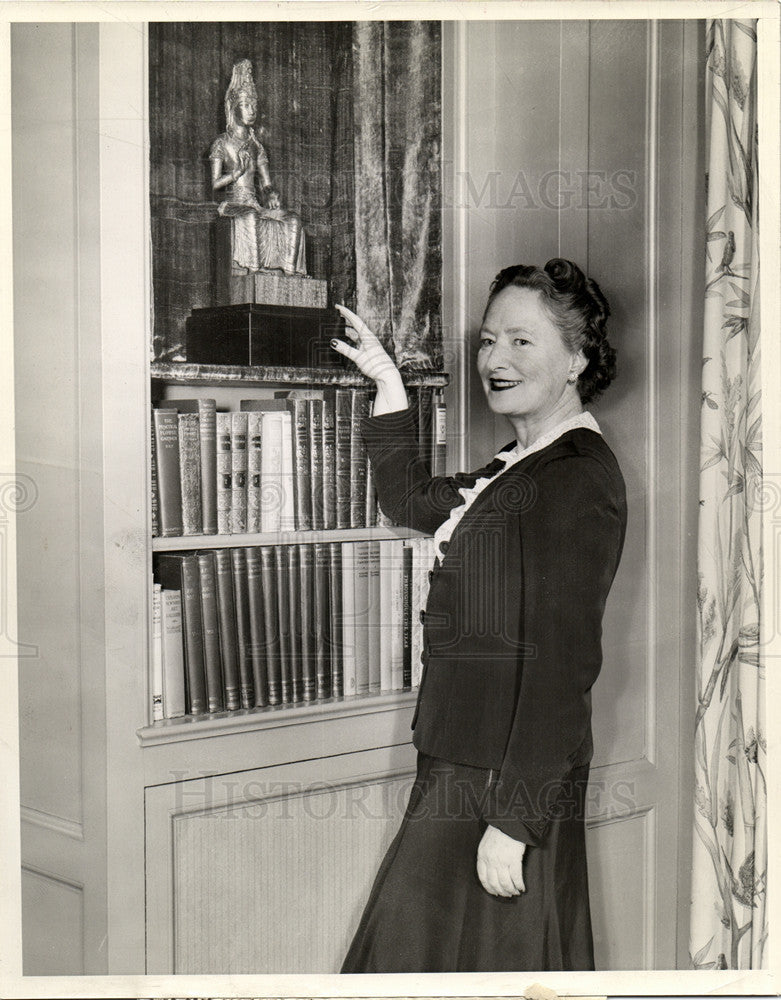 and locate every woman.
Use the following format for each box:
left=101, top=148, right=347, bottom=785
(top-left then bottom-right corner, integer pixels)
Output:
left=331, top=259, right=627, bottom=973
left=210, top=59, right=306, bottom=276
